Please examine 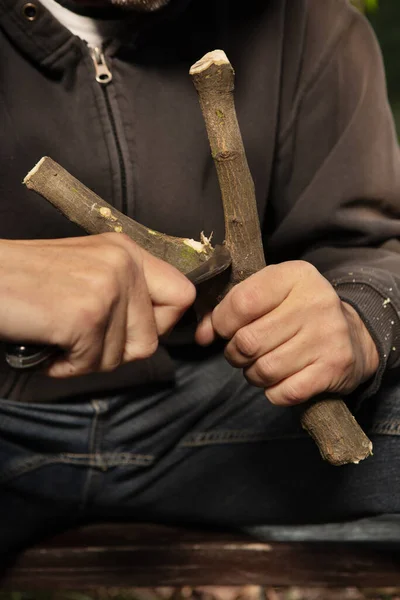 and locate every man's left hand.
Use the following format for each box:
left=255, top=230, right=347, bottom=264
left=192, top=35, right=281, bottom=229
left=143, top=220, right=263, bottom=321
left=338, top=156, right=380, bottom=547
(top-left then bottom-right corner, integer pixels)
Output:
left=195, top=261, right=379, bottom=406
